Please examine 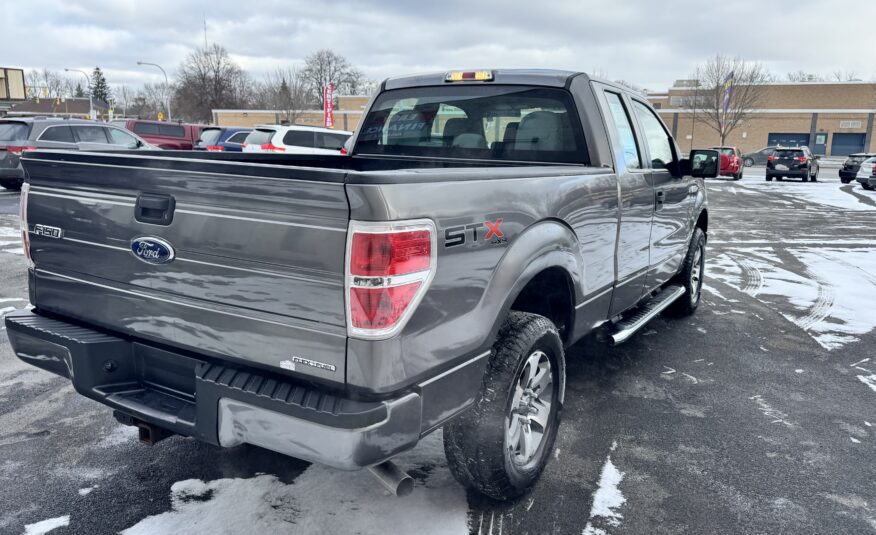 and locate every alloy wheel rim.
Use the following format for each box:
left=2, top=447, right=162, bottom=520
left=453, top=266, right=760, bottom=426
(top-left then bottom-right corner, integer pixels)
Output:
left=506, top=350, right=553, bottom=466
